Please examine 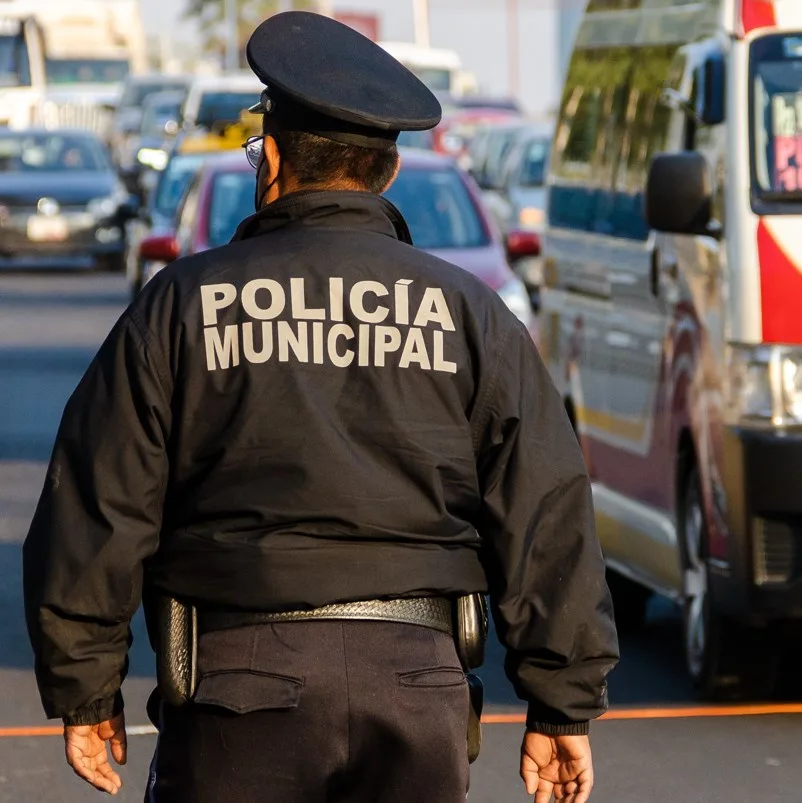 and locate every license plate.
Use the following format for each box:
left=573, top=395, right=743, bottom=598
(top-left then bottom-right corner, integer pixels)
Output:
left=27, top=215, right=68, bottom=242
